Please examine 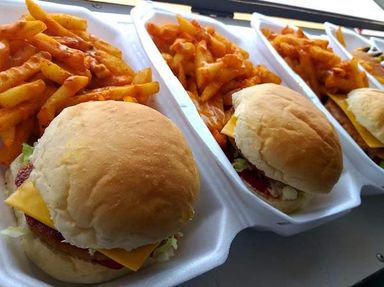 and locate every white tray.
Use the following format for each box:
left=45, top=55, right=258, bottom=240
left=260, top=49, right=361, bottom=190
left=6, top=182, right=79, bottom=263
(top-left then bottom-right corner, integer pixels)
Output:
left=324, top=22, right=383, bottom=89
left=0, top=1, right=243, bottom=287
left=131, top=2, right=362, bottom=233
left=251, top=12, right=384, bottom=194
